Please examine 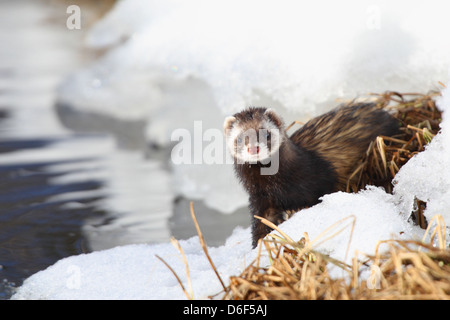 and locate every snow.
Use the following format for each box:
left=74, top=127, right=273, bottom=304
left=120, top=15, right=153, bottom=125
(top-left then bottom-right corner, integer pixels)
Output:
left=10, top=0, right=450, bottom=299
left=393, top=86, right=450, bottom=230
left=278, top=187, right=423, bottom=261
left=12, top=227, right=255, bottom=300
left=78, top=0, right=450, bottom=117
